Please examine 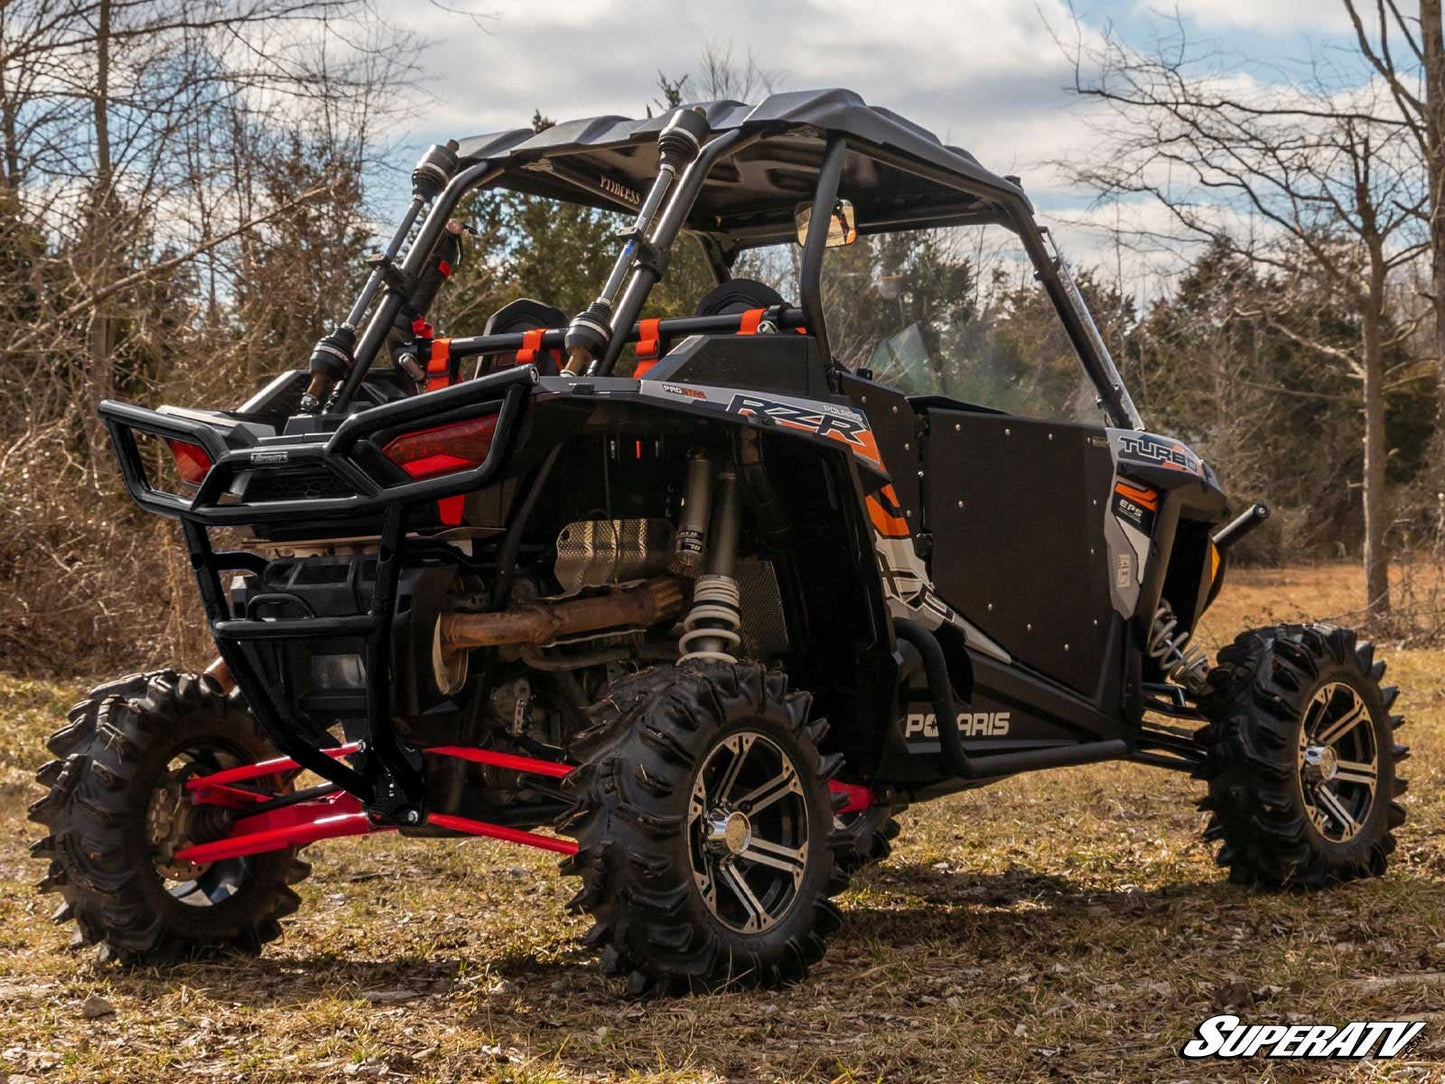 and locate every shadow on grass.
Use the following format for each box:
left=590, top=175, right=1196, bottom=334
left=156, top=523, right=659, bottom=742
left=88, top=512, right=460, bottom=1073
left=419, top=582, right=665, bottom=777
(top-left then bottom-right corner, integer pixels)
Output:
left=97, top=861, right=1445, bottom=1005
left=83, top=861, right=1445, bottom=1082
